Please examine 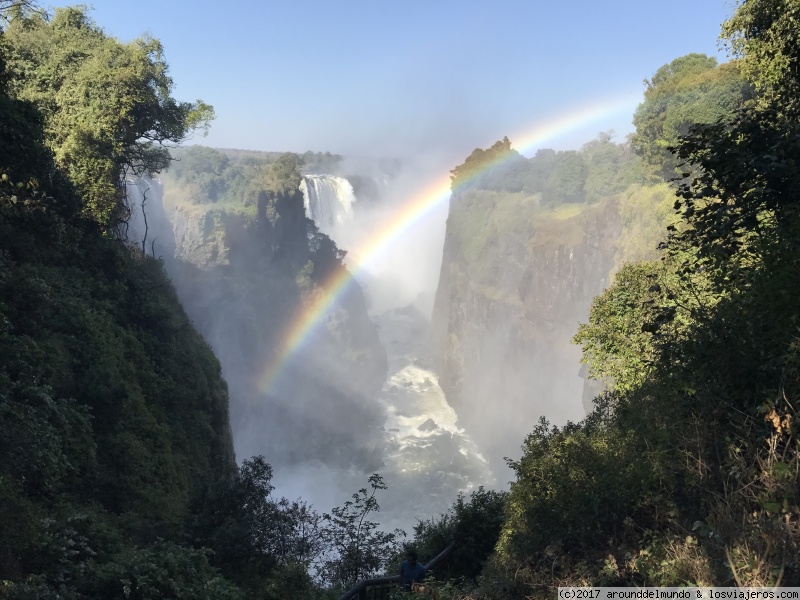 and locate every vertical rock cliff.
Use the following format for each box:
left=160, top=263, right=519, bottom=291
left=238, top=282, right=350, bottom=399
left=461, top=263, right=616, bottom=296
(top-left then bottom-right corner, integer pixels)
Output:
left=431, top=188, right=622, bottom=469
left=128, top=150, right=388, bottom=471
